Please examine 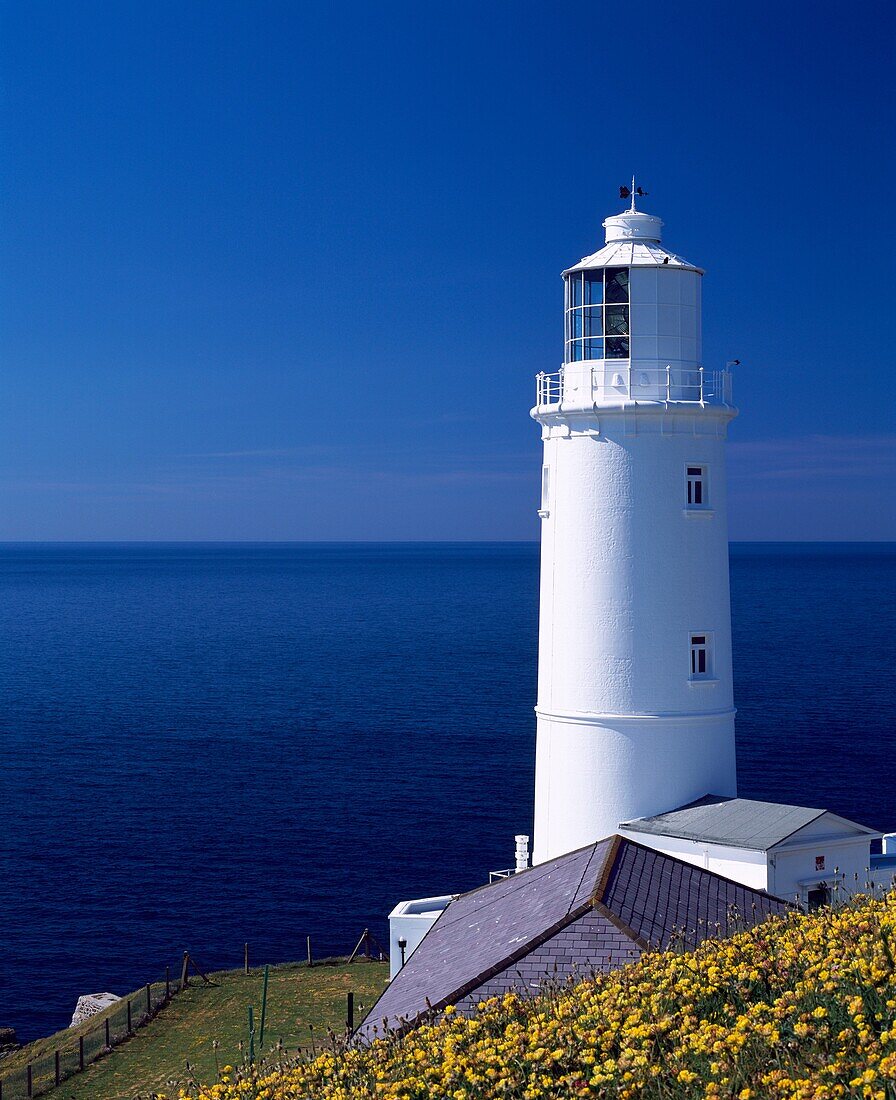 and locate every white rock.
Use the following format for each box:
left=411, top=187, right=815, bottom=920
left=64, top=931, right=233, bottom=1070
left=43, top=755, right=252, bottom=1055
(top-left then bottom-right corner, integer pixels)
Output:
left=69, top=993, right=121, bottom=1028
